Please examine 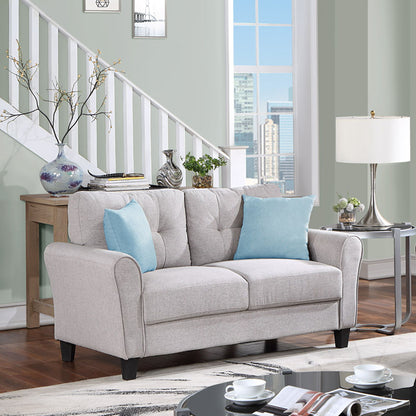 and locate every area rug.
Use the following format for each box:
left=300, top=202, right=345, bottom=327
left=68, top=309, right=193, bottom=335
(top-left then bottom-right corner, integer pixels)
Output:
left=2, top=333, right=416, bottom=416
